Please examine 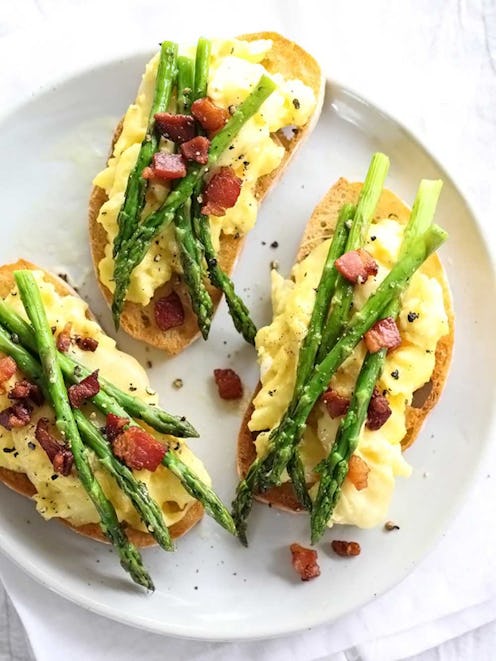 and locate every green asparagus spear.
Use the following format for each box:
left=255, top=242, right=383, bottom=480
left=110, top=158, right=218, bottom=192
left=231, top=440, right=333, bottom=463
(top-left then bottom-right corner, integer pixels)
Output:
left=193, top=38, right=211, bottom=100
left=0, top=322, right=174, bottom=553
left=163, top=452, right=236, bottom=535
left=13, top=271, right=153, bottom=590
left=232, top=224, right=447, bottom=543
left=174, top=55, right=214, bottom=338
left=317, top=154, right=390, bottom=361
left=112, top=75, right=277, bottom=327
left=0, top=299, right=197, bottom=438
left=177, top=55, right=194, bottom=113
left=113, top=41, right=178, bottom=257
left=310, top=179, right=443, bottom=542
left=196, top=212, right=257, bottom=344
